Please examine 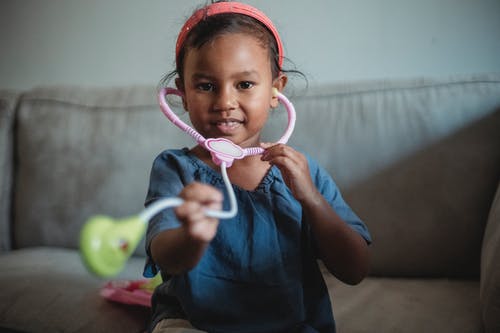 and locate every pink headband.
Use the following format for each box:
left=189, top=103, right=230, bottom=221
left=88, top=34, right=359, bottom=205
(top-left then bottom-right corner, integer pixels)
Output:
left=175, top=2, right=284, bottom=68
